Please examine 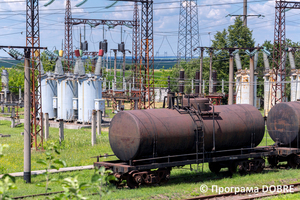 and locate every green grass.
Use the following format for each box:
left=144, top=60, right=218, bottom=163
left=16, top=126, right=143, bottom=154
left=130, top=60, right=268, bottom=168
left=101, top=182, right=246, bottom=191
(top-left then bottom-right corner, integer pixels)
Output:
left=5, top=162, right=300, bottom=199
left=0, top=120, right=114, bottom=174
left=1, top=117, right=300, bottom=199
